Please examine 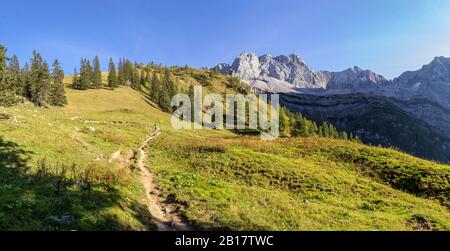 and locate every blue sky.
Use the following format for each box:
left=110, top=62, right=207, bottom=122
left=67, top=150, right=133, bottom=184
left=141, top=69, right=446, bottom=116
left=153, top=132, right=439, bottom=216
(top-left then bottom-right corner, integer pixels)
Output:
left=1, top=0, right=450, bottom=79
